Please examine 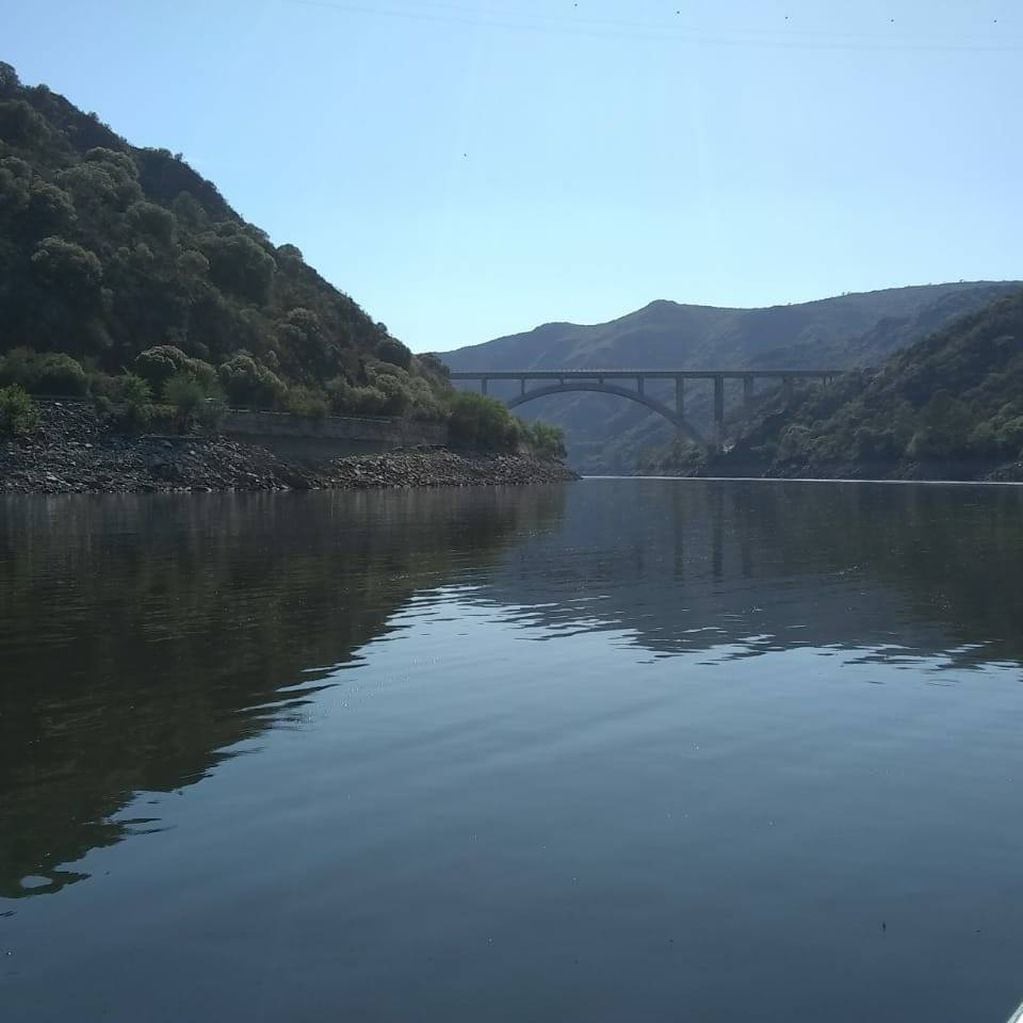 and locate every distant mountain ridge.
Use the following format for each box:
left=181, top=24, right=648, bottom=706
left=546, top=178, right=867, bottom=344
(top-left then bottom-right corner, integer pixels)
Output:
left=442, top=283, right=1021, bottom=471
left=700, top=286, right=1023, bottom=481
